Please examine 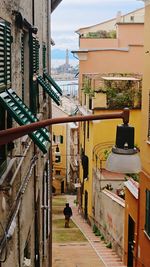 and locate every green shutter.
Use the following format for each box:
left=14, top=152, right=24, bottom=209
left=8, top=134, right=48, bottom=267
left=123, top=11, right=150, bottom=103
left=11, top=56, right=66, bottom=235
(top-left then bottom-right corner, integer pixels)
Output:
left=43, top=72, right=62, bottom=96
left=37, top=76, right=60, bottom=105
left=21, top=34, right=24, bottom=101
left=60, top=135, right=63, bottom=144
left=29, top=34, right=40, bottom=114
left=0, top=20, right=11, bottom=91
left=32, top=37, right=40, bottom=75
left=53, top=134, right=56, bottom=142
left=42, top=44, right=46, bottom=72
left=0, top=89, right=50, bottom=154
